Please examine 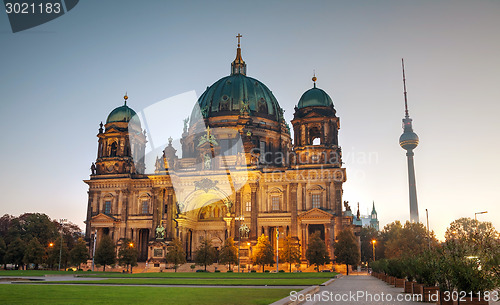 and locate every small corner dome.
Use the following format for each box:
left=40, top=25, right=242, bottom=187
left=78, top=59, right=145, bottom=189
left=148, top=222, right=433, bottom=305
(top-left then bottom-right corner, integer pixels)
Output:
left=106, top=104, right=141, bottom=126
left=297, top=87, right=334, bottom=109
